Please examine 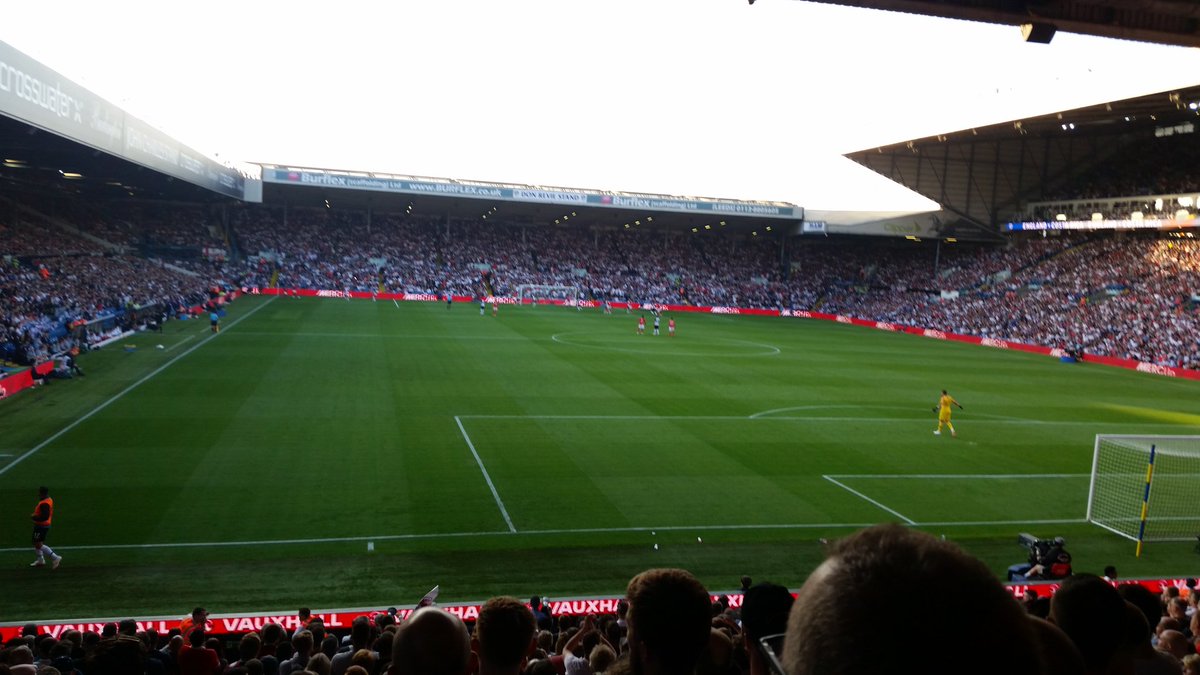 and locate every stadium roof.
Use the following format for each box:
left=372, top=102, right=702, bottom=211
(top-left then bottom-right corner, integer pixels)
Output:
left=257, top=164, right=799, bottom=236
left=0, top=113, right=240, bottom=204
left=798, top=0, right=1200, bottom=48
left=845, top=84, right=1200, bottom=235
